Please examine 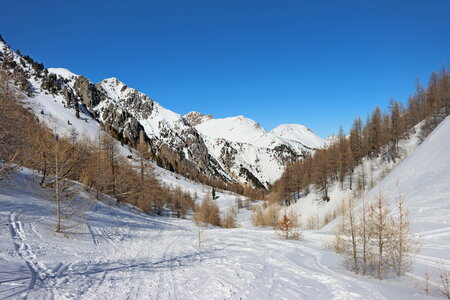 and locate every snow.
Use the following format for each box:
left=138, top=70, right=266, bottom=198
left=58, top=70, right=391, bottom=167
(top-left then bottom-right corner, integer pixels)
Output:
left=0, top=169, right=435, bottom=299
left=288, top=116, right=450, bottom=294
left=3, top=113, right=450, bottom=300
left=270, top=124, right=326, bottom=149
left=194, top=116, right=326, bottom=185
left=26, top=83, right=99, bottom=139
left=195, top=116, right=325, bottom=150
left=195, top=116, right=268, bottom=145
left=361, top=116, right=450, bottom=280
left=47, top=68, right=78, bottom=79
